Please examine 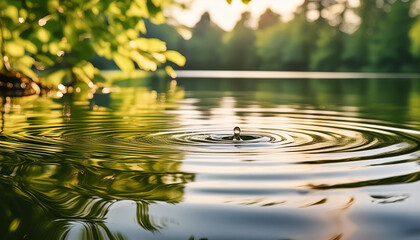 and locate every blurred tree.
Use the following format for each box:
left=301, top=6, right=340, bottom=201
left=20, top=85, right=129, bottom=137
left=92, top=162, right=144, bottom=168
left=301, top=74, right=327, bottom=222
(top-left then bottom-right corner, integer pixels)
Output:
left=341, top=1, right=382, bottom=71
left=310, top=26, right=343, bottom=71
left=258, top=8, right=281, bottom=29
left=223, top=12, right=259, bottom=70
left=256, top=0, right=418, bottom=73
left=369, top=0, right=415, bottom=72
left=301, top=0, right=362, bottom=72
left=0, top=0, right=186, bottom=88
left=410, top=16, right=420, bottom=58
left=183, top=12, right=225, bottom=70
left=307, top=0, right=353, bottom=72
left=256, top=5, right=313, bottom=71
